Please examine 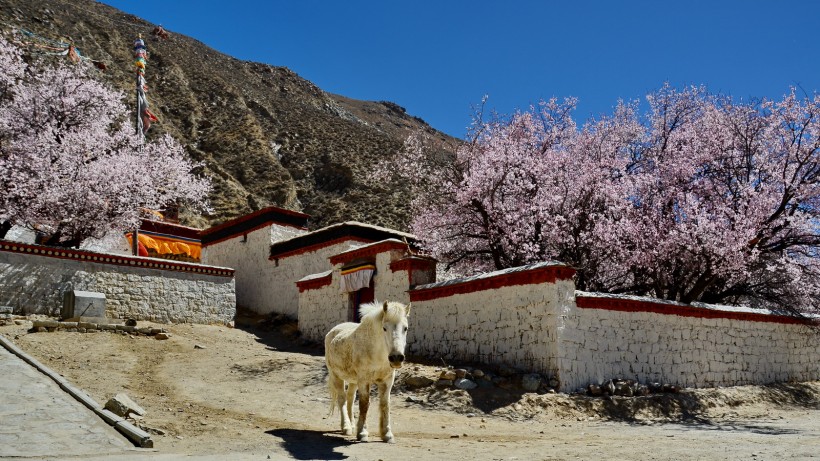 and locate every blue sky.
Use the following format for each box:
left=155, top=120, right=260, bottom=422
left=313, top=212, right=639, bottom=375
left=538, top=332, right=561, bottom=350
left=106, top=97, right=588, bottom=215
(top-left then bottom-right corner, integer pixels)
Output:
left=99, top=1, right=820, bottom=139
